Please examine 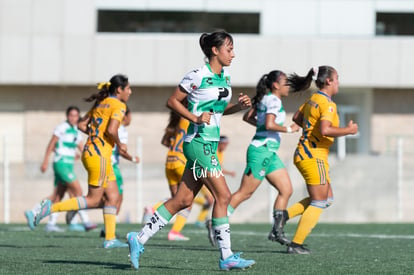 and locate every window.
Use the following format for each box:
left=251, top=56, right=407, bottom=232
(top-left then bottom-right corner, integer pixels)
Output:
left=376, top=12, right=414, bottom=35
left=97, top=10, right=260, bottom=34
